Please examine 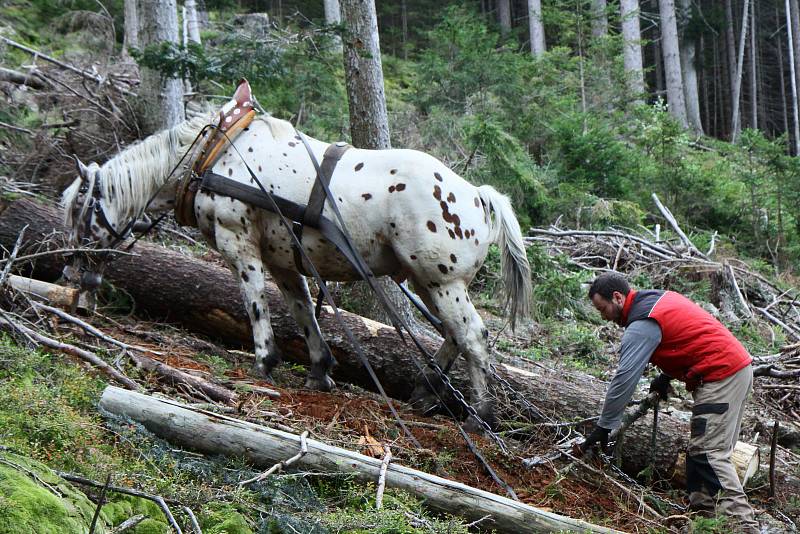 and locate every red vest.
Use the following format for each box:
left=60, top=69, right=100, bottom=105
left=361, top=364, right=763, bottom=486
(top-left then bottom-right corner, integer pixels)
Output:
left=622, top=290, right=751, bottom=383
